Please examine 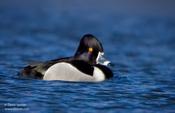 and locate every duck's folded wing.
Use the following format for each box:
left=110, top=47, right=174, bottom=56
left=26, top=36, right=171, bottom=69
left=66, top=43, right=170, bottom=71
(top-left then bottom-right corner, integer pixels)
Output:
left=20, top=57, right=73, bottom=79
